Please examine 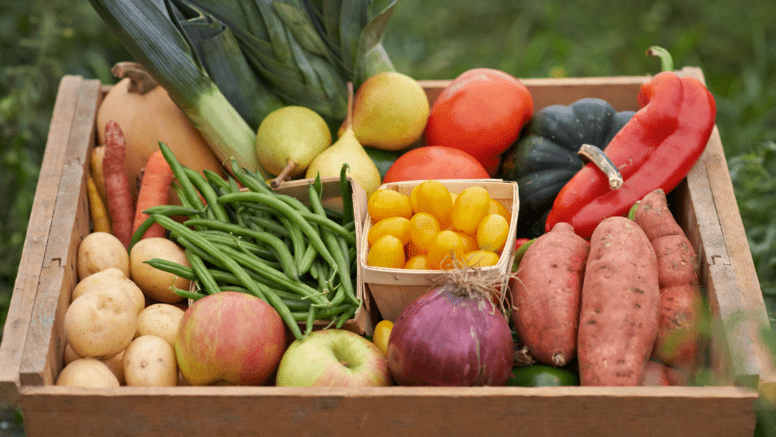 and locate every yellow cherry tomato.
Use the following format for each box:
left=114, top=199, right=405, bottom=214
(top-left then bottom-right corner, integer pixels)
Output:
left=408, top=212, right=441, bottom=253
left=455, top=231, right=479, bottom=254
left=426, top=230, right=465, bottom=270
left=463, top=249, right=501, bottom=267
left=451, top=186, right=491, bottom=235
left=368, top=216, right=411, bottom=246
left=367, top=235, right=405, bottom=268
left=404, top=254, right=429, bottom=270
left=488, top=198, right=511, bottom=222
left=372, top=320, right=394, bottom=355
left=368, top=189, right=412, bottom=222
left=476, top=213, right=510, bottom=253
left=409, top=180, right=452, bottom=226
